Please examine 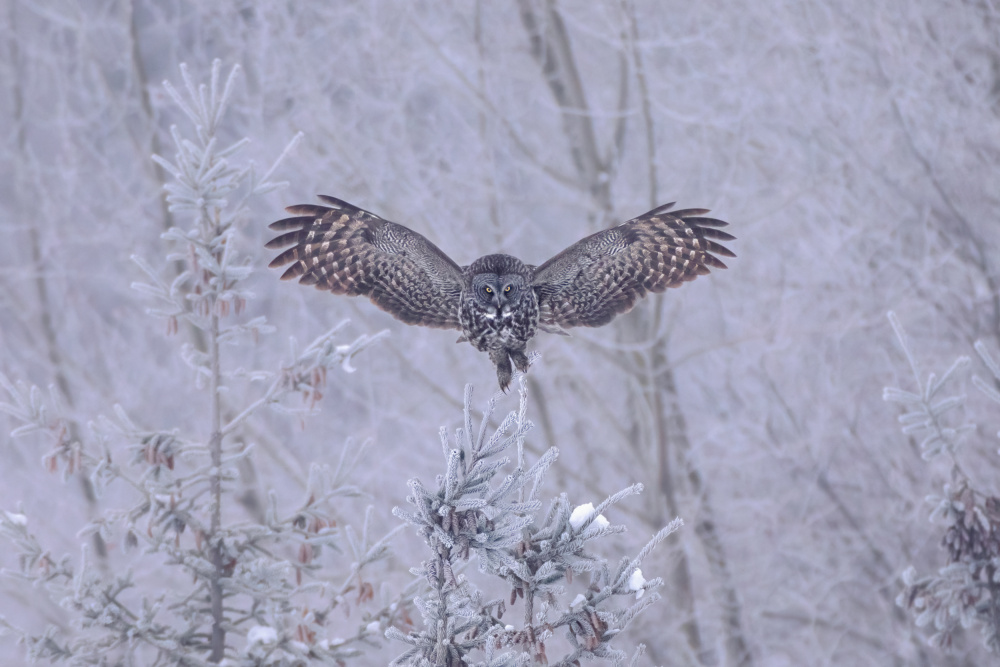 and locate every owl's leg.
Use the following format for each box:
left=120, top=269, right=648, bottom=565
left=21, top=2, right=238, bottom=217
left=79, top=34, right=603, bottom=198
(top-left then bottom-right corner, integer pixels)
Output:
left=509, top=349, right=530, bottom=374
left=490, top=348, right=513, bottom=392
